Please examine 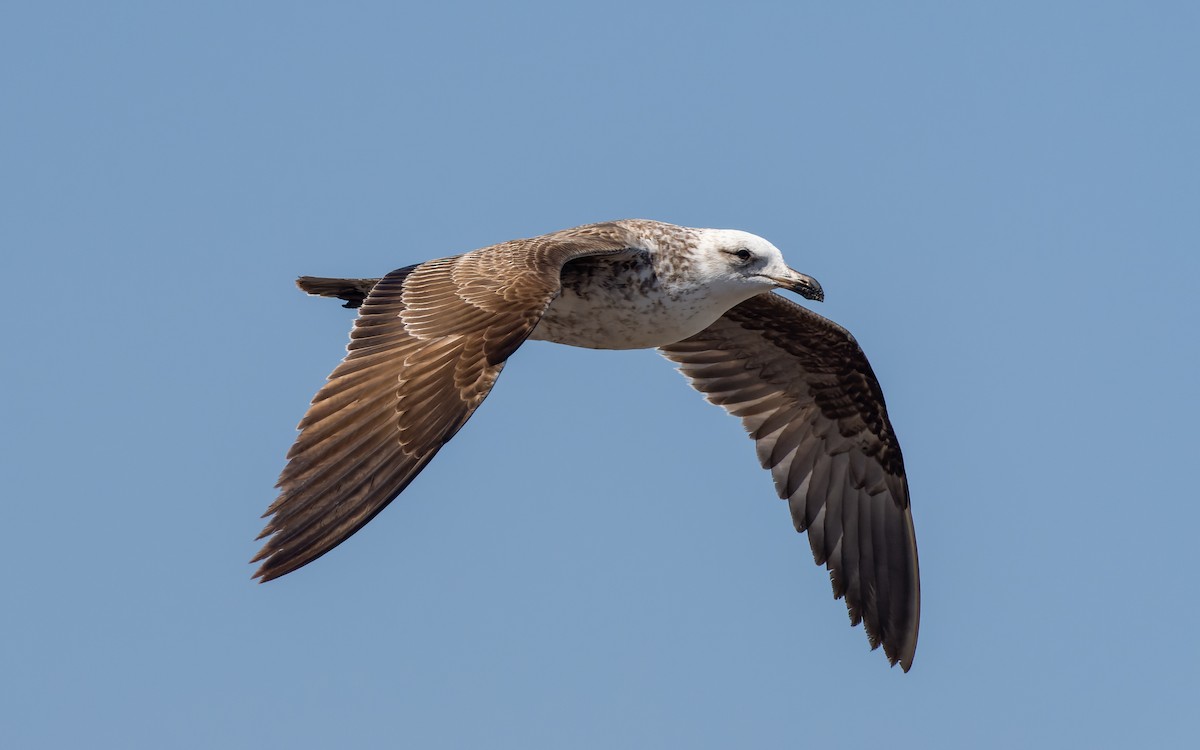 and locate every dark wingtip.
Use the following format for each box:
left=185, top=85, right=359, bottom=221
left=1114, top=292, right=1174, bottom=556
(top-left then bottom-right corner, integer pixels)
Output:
left=251, top=557, right=279, bottom=583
